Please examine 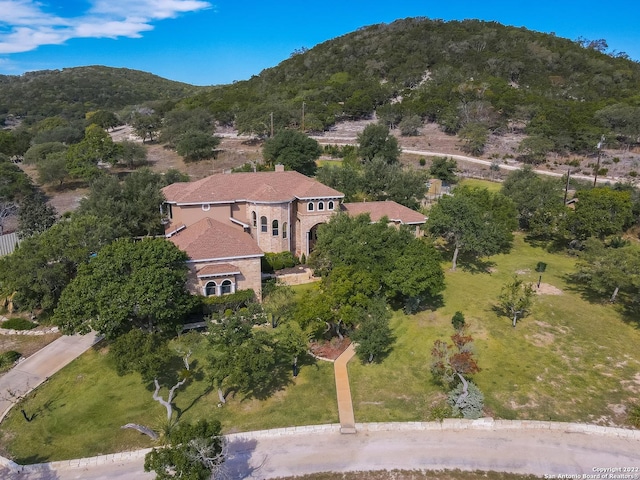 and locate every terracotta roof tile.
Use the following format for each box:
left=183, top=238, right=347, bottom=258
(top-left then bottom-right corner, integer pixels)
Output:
left=342, top=201, right=426, bottom=225
left=162, top=171, right=343, bottom=204
left=197, top=263, right=241, bottom=277
left=168, top=218, right=263, bottom=261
